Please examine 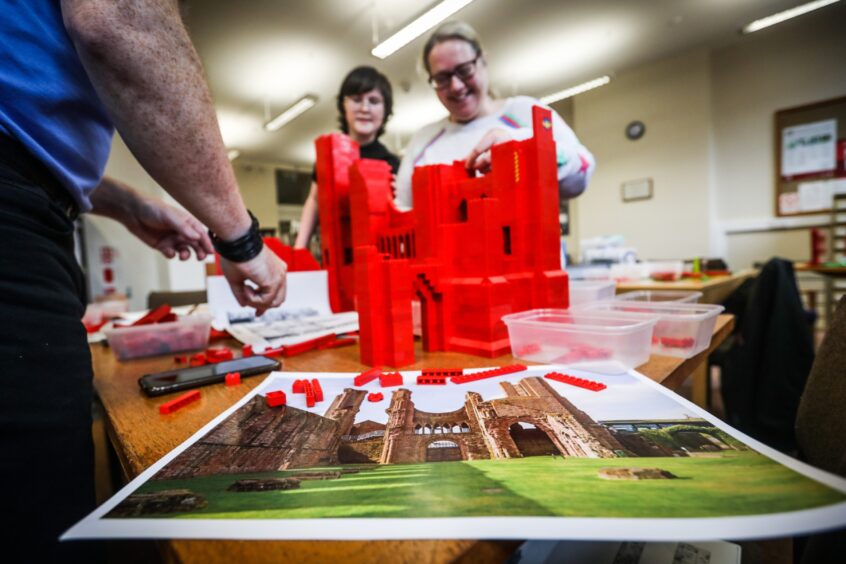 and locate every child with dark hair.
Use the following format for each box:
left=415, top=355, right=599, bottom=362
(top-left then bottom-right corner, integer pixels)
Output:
left=294, top=66, right=399, bottom=249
